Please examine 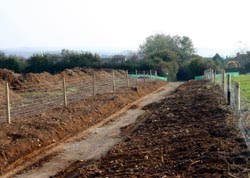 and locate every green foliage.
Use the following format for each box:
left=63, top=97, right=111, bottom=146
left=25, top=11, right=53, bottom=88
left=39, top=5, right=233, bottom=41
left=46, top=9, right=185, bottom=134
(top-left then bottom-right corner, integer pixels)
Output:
left=212, top=53, right=224, bottom=68
left=25, top=50, right=102, bottom=73
left=0, top=54, right=26, bottom=73
left=177, top=56, right=219, bottom=80
left=147, top=49, right=180, bottom=63
left=138, top=33, right=196, bottom=81
left=139, top=34, right=195, bottom=62
left=166, top=60, right=179, bottom=81
left=188, top=56, right=206, bottom=79
left=26, top=54, right=52, bottom=73
left=177, top=61, right=191, bottom=81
